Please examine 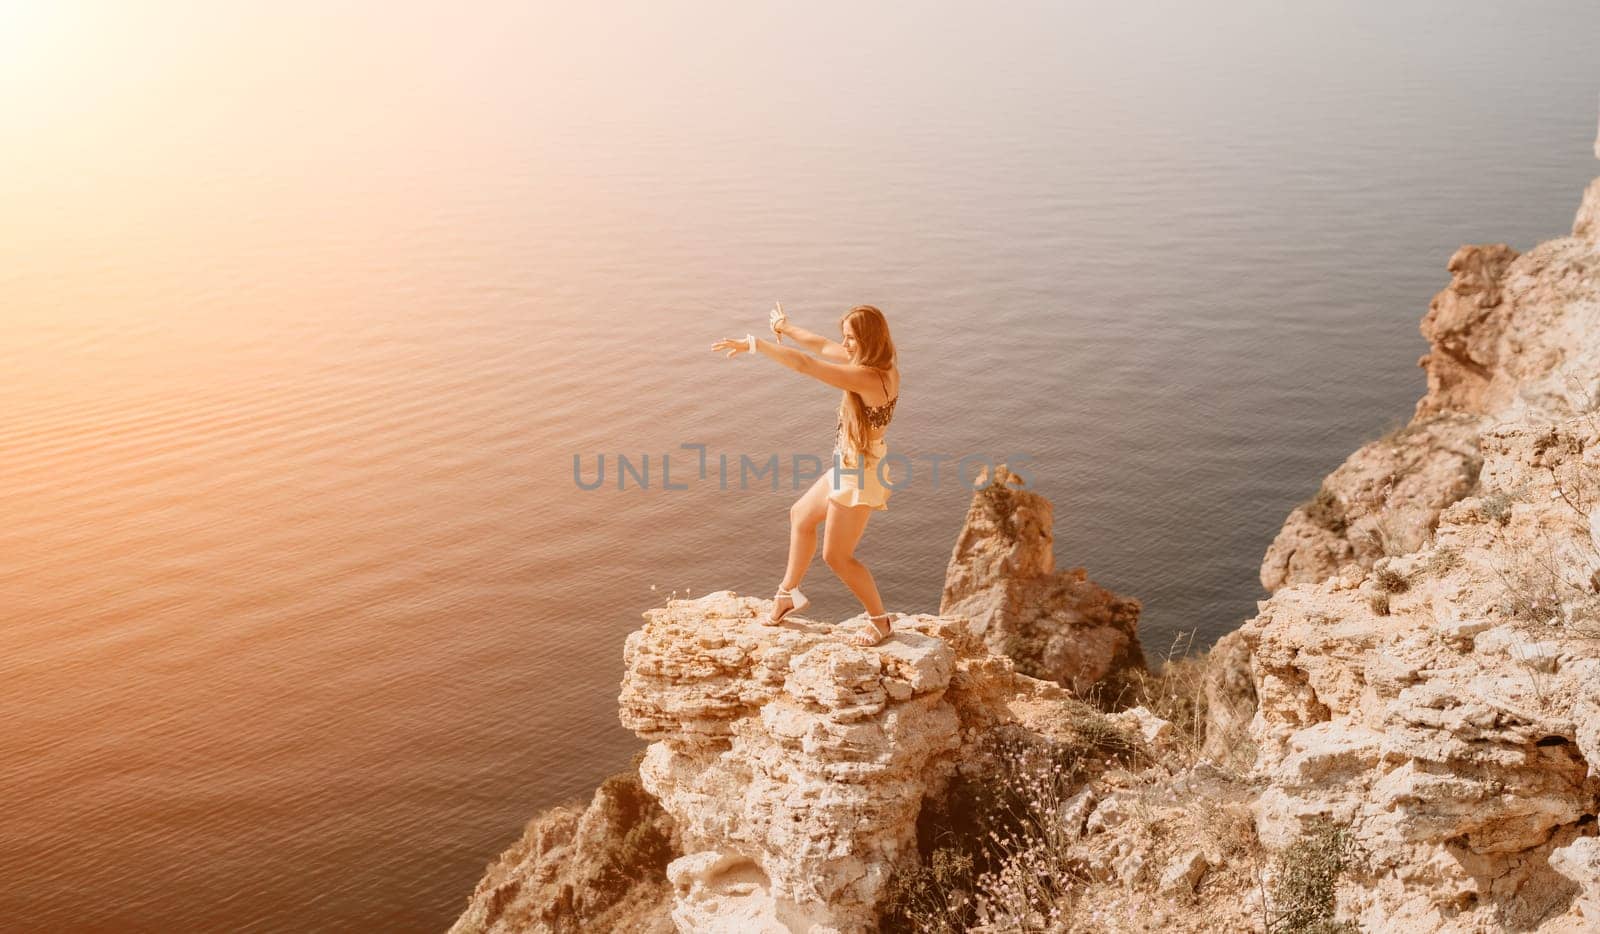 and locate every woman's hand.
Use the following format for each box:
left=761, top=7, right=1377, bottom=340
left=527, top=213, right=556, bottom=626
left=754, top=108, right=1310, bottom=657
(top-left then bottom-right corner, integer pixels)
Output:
left=711, top=336, right=751, bottom=359
left=769, top=302, right=788, bottom=339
